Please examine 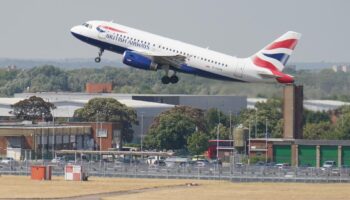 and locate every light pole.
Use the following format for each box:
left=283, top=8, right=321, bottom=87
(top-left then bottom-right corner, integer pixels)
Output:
left=248, top=120, right=251, bottom=165
left=255, top=109, right=257, bottom=138
left=229, top=111, right=234, bottom=165
left=52, top=107, right=55, bottom=159
left=216, top=109, right=220, bottom=161
left=265, top=118, right=268, bottom=164
left=229, top=111, right=232, bottom=138
left=41, top=113, right=44, bottom=162
left=140, top=112, right=144, bottom=154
